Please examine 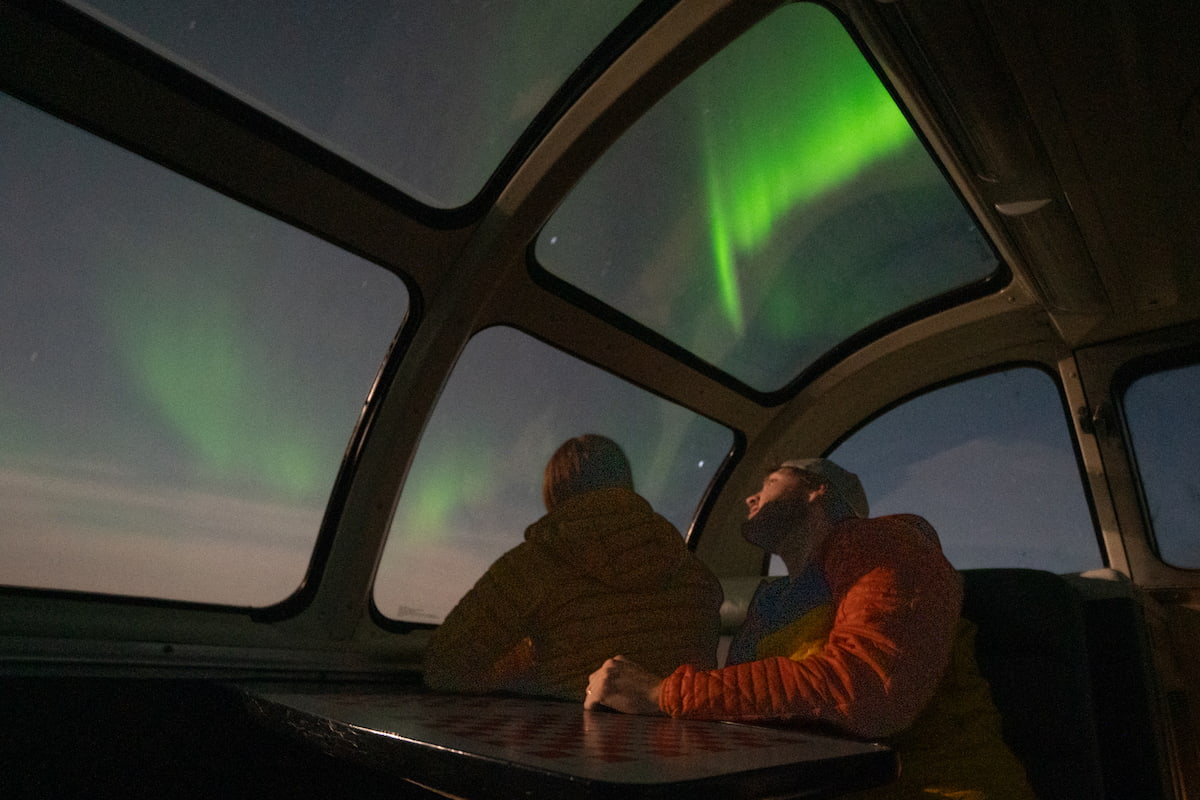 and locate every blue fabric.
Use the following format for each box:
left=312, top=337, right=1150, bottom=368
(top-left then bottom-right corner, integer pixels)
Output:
left=726, top=567, right=831, bottom=666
